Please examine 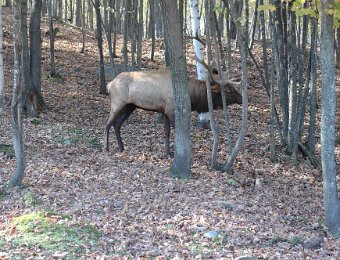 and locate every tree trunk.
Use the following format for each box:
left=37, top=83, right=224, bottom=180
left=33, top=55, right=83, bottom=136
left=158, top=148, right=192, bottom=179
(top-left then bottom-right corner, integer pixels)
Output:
left=28, top=0, right=45, bottom=117
left=160, top=0, right=192, bottom=179
left=64, top=0, right=68, bottom=21
left=320, top=0, right=340, bottom=237
left=123, top=0, right=129, bottom=67
left=88, top=0, right=93, bottom=29
left=287, top=5, right=298, bottom=160
left=30, top=0, right=42, bottom=92
left=222, top=0, right=249, bottom=172
left=136, top=0, right=143, bottom=68
left=10, top=0, right=26, bottom=188
left=5, top=0, right=11, bottom=7
left=48, top=0, right=56, bottom=76
left=336, top=27, right=340, bottom=68
left=274, top=0, right=289, bottom=146
left=58, top=0, right=62, bottom=18
left=80, top=0, right=85, bottom=53
left=307, top=16, right=318, bottom=155
left=249, top=0, right=259, bottom=50
left=94, top=0, right=106, bottom=94
left=103, top=0, right=116, bottom=77
left=0, top=3, right=4, bottom=126
left=130, top=0, right=137, bottom=66
left=189, top=0, right=209, bottom=128
left=75, top=0, right=81, bottom=26
left=189, top=0, right=205, bottom=80
left=148, top=0, right=156, bottom=61
left=21, top=0, right=31, bottom=107
left=204, top=0, right=220, bottom=168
